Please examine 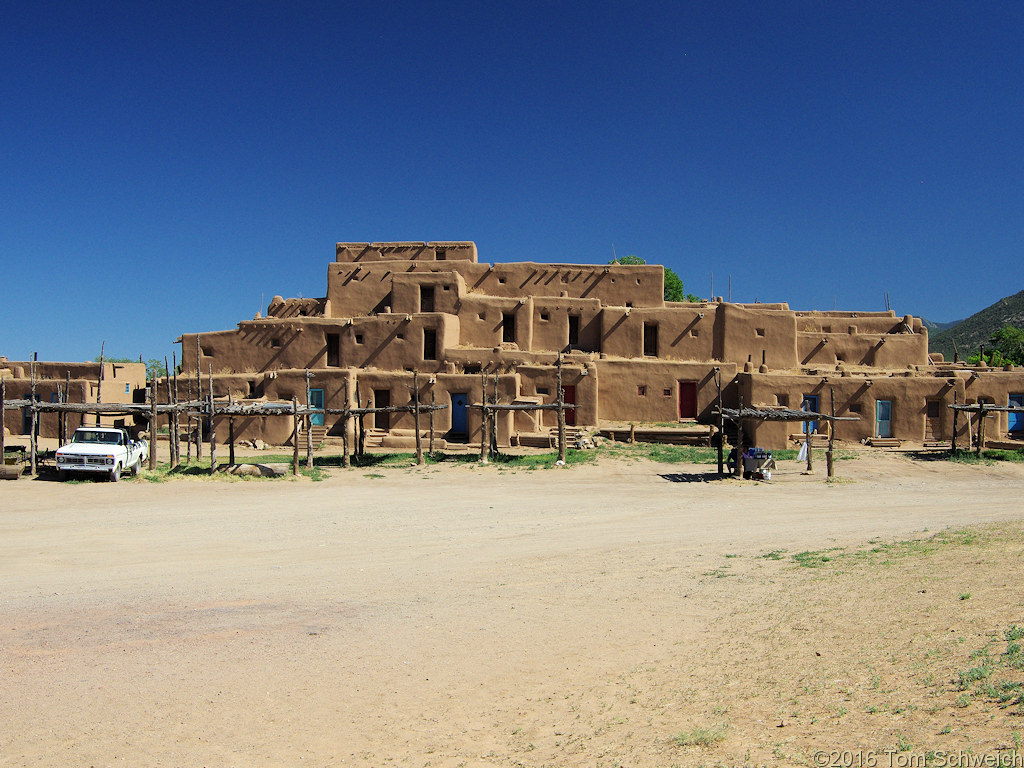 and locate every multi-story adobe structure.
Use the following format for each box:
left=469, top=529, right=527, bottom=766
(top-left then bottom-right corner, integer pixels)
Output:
left=0, top=359, right=147, bottom=437
left=171, top=241, right=1024, bottom=451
